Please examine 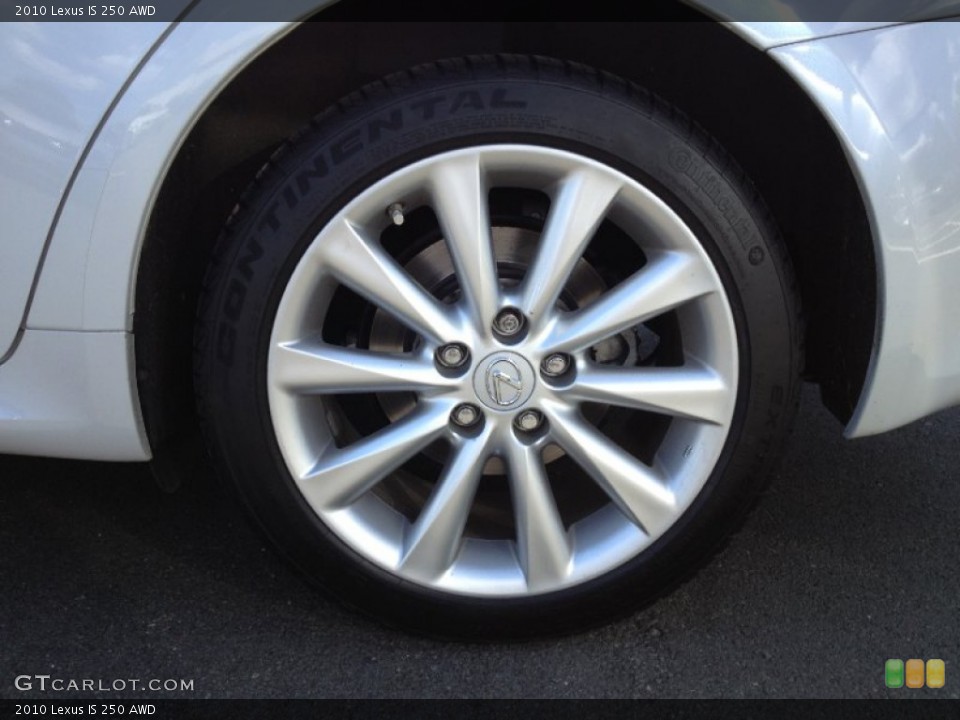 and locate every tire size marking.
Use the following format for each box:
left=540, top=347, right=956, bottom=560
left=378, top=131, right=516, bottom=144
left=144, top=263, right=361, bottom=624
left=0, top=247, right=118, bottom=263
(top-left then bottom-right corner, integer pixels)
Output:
left=667, top=145, right=759, bottom=255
